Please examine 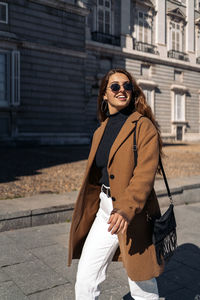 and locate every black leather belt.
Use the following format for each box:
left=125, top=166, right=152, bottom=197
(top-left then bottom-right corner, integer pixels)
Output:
left=101, top=184, right=111, bottom=197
